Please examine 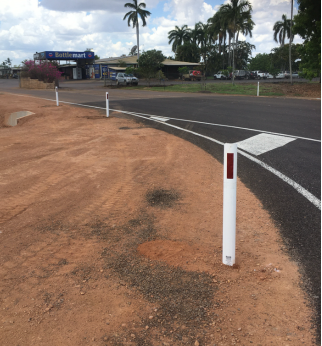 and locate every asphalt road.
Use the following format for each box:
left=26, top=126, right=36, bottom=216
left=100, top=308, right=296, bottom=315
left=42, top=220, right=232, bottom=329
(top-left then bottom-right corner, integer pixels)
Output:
left=2, top=79, right=321, bottom=340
